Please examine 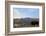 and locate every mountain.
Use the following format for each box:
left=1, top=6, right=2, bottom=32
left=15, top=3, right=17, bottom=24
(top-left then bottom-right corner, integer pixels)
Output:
left=13, top=18, right=39, bottom=28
